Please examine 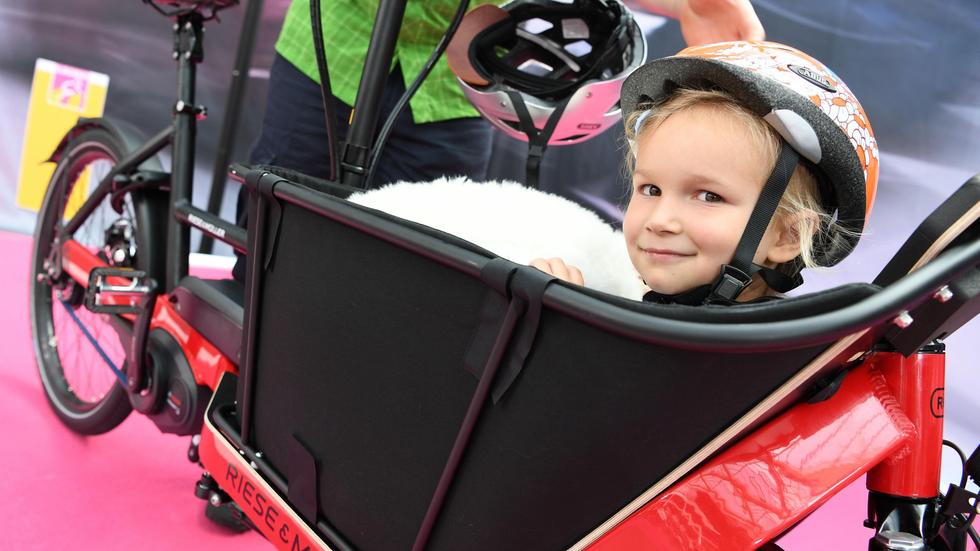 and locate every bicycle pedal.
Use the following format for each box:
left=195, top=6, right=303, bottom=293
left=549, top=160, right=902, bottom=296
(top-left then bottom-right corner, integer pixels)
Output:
left=84, top=267, right=156, bottom=314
